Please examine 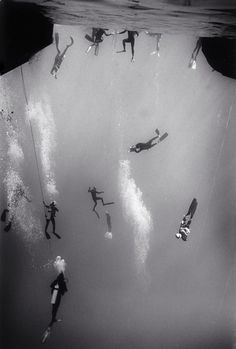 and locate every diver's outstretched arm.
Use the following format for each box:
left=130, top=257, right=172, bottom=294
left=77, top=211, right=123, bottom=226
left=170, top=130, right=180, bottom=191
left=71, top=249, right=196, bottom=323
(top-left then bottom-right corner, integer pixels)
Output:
left=43, top=201, right=50, bottom=208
